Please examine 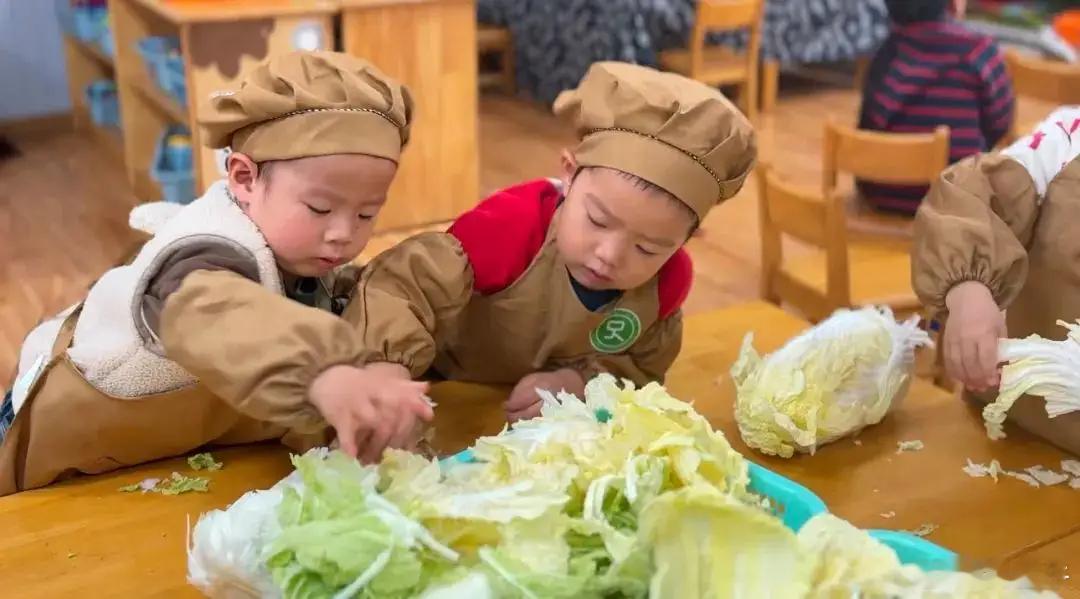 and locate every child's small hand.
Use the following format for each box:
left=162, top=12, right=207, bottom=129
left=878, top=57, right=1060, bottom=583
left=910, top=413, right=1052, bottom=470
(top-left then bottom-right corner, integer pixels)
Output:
left=505, top=368, right=586, bottom=422
left=944, top=281, right=1007, bottom=392
left=308, top=364, right=433, bottom=463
